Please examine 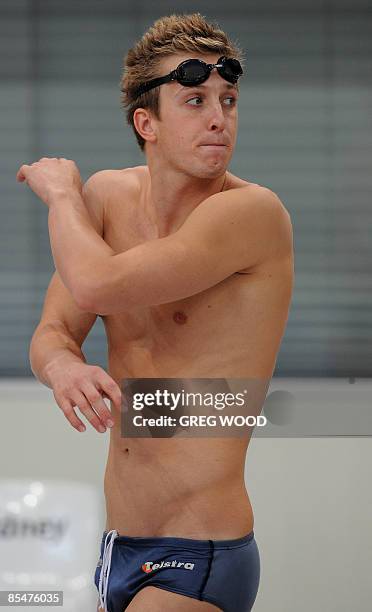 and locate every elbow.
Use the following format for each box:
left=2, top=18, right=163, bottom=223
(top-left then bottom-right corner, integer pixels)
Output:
left=79, top=293, right=119, bottom=316
left=75, top=292, right=99, bottom=313
left=73, top=280, right=114, bottom=315
left=74, top=257, right=118, bottom=313
left=70, top=263, right=109, bottom=312
left=73, top=260, right=133, bottom=314
left=76, top=286, right=133, bottom=315
left=72, top=281, right=97, bottom=313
